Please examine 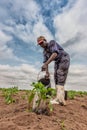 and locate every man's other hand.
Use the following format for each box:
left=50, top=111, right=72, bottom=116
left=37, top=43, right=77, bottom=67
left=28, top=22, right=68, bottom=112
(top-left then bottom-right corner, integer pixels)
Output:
left=41, top=63, right=48, bottom=71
